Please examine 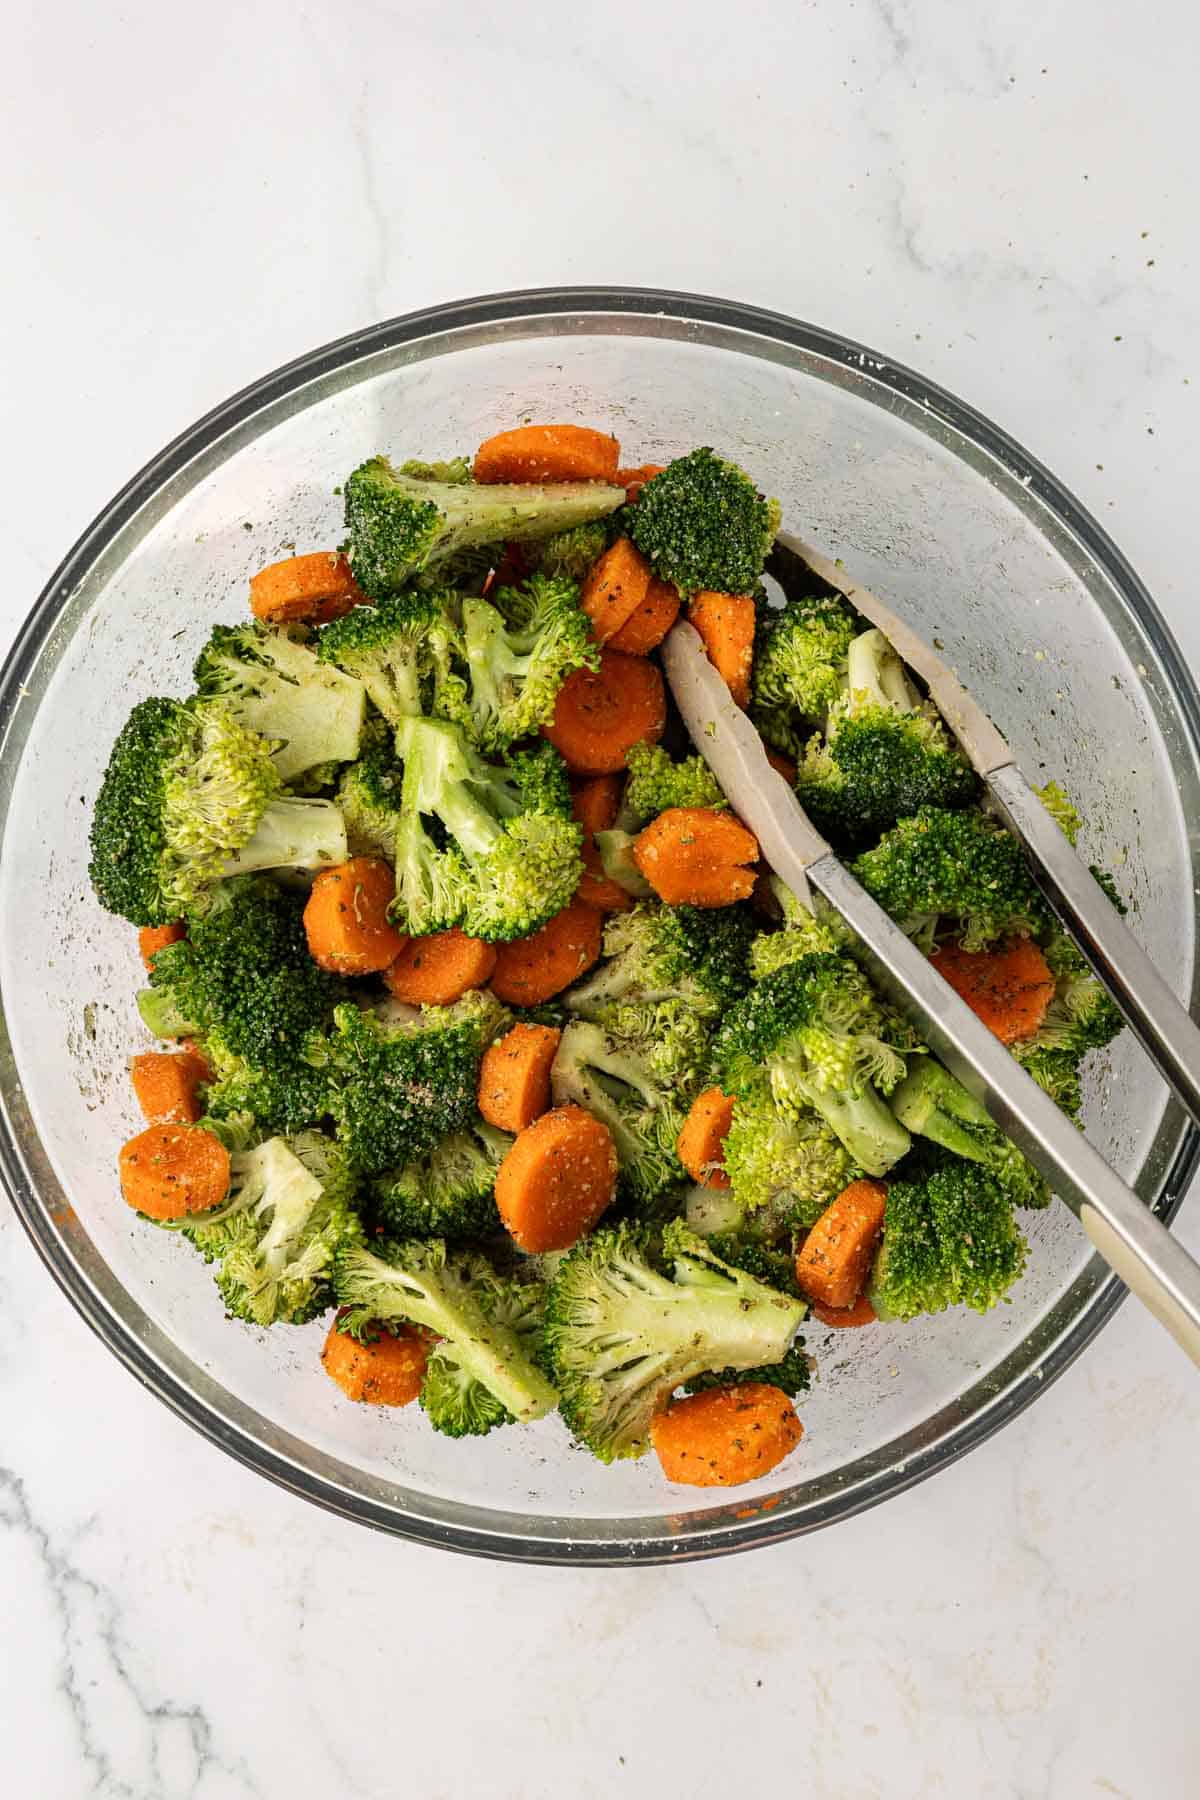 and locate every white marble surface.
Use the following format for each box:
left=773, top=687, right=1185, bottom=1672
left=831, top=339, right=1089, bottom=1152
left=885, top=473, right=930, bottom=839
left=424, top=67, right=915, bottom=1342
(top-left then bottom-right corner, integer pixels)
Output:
left=4, top=3, right=1200, bottom=1795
